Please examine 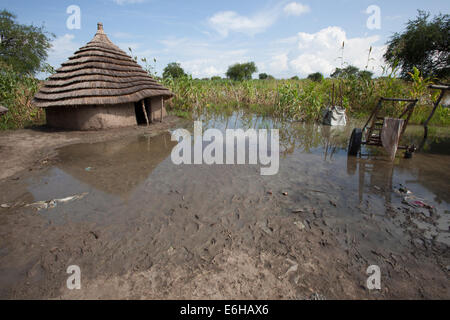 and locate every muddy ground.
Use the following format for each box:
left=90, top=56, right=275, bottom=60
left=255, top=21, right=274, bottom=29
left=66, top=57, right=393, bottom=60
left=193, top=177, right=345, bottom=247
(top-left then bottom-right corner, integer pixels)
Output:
left=0, top=115, right=449, bottom=299
left=0, top=116, right=182, bottom=181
